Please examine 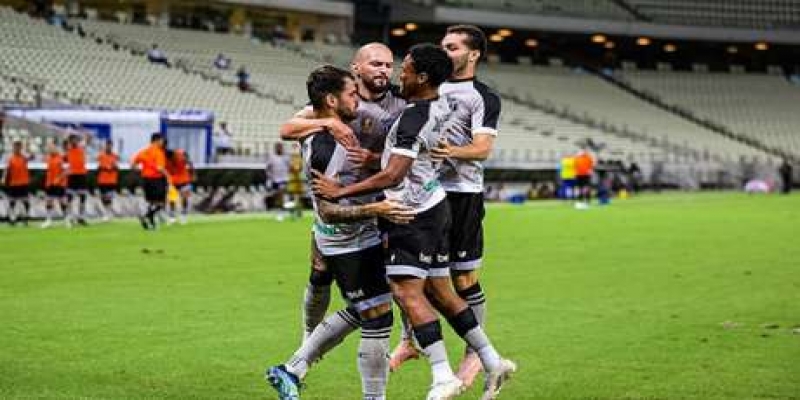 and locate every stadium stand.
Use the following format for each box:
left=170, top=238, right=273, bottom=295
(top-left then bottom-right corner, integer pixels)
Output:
left=0, top=4, right=785, bottom=173
left=619, top=69, right=800, bottom=159
left=482, top=64, right=771, bottom=163
left=626, top=0, right=800, bottom=29
left=435, top=0, right=633, bottom=20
